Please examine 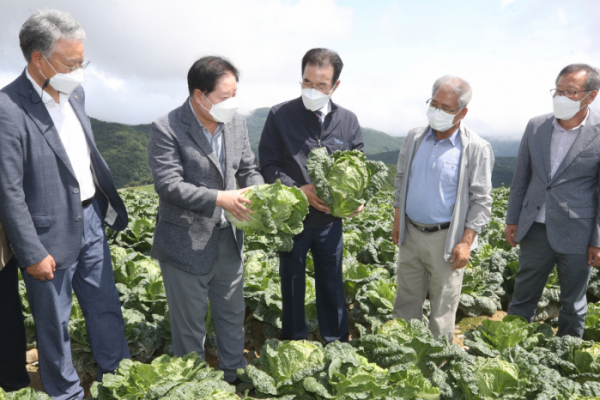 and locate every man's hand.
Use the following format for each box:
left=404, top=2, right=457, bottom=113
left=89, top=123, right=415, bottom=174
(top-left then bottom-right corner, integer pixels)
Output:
left=451, top=227, right=477, bottom=270
left=588, top=245, right=600, bottom=267
left=216, top=188, right=253, bottom=221
left=504, top=224, right=518, bottom=247
left=26, top=254, right=56, bottom=281
left=300, top=184, right=330, bottom=213
left=392, top=207, right=400, bottom=246
left=348, top=203, right=365, bottom=218
left=450, top=243, right=471, bottom=270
